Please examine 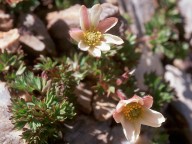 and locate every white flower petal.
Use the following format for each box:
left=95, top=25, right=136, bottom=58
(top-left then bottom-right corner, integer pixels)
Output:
left=96, top=42, right=110, bottom=51
left=69, top=29, right=83, bottom=42
left=140, top=108, right=166, bottom=127
left=90, top=4, right=102, bottom=26
left=104, top=34, right=124, bottom=45
left=116, top=100, right=126, bottom=113
left=121, top=118, right=141, bottom=143
left=78, top=41, right=89, bottom=51
left=89, top=48, right=101, bottom=57
left=113, top=111, right=123, bottom=123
